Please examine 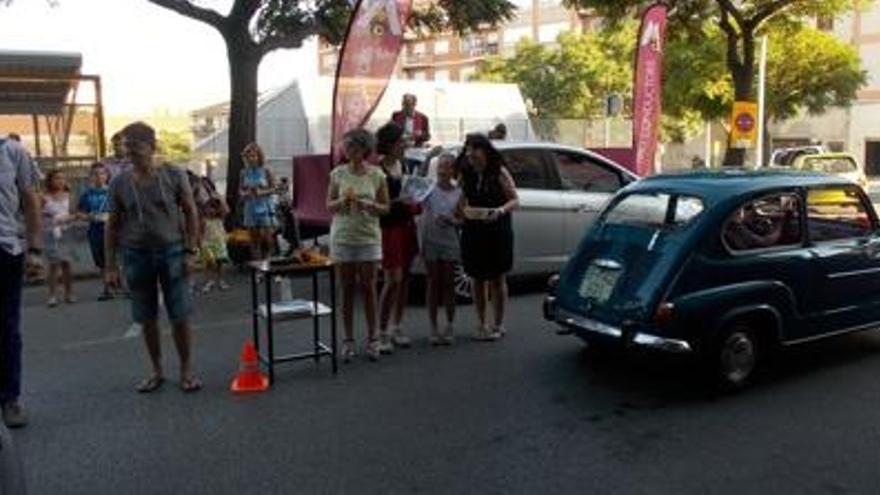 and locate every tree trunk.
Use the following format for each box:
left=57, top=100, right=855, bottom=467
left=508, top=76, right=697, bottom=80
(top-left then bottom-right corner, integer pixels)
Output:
left=224, top=43, right=261, bottom=222
left=722, top=31, right=756, bottom=167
